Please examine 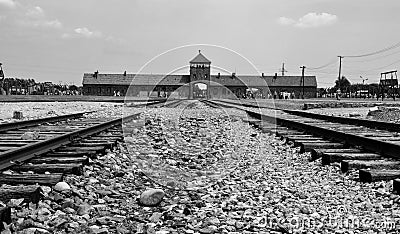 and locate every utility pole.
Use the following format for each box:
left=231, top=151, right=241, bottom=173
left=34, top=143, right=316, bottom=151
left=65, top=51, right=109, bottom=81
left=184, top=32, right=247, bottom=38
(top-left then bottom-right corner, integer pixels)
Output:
left=360, top=76, right=368, bottom=85
left=300, top=66, right=306, bottom=99
left=337, top=56, right=343, bottom=90
left=280, top=63, right=287, bottom=76
left=0, top=63, right=4, bottom=95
